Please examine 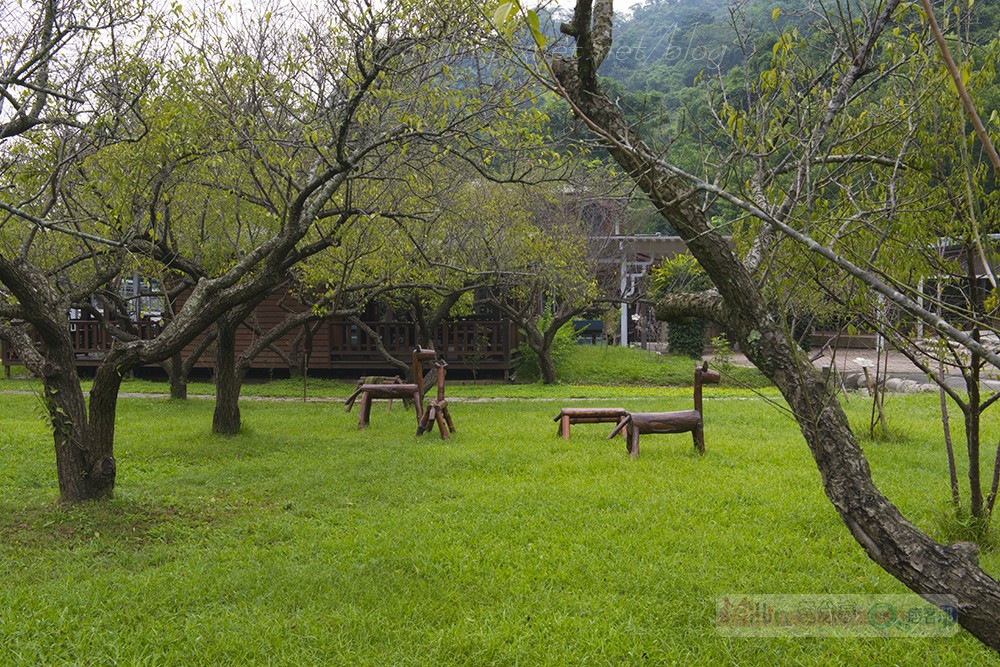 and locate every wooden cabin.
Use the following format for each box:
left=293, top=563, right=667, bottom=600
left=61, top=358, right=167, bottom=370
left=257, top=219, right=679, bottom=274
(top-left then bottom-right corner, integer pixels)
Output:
left=1, top=289, right=520, bottom=379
